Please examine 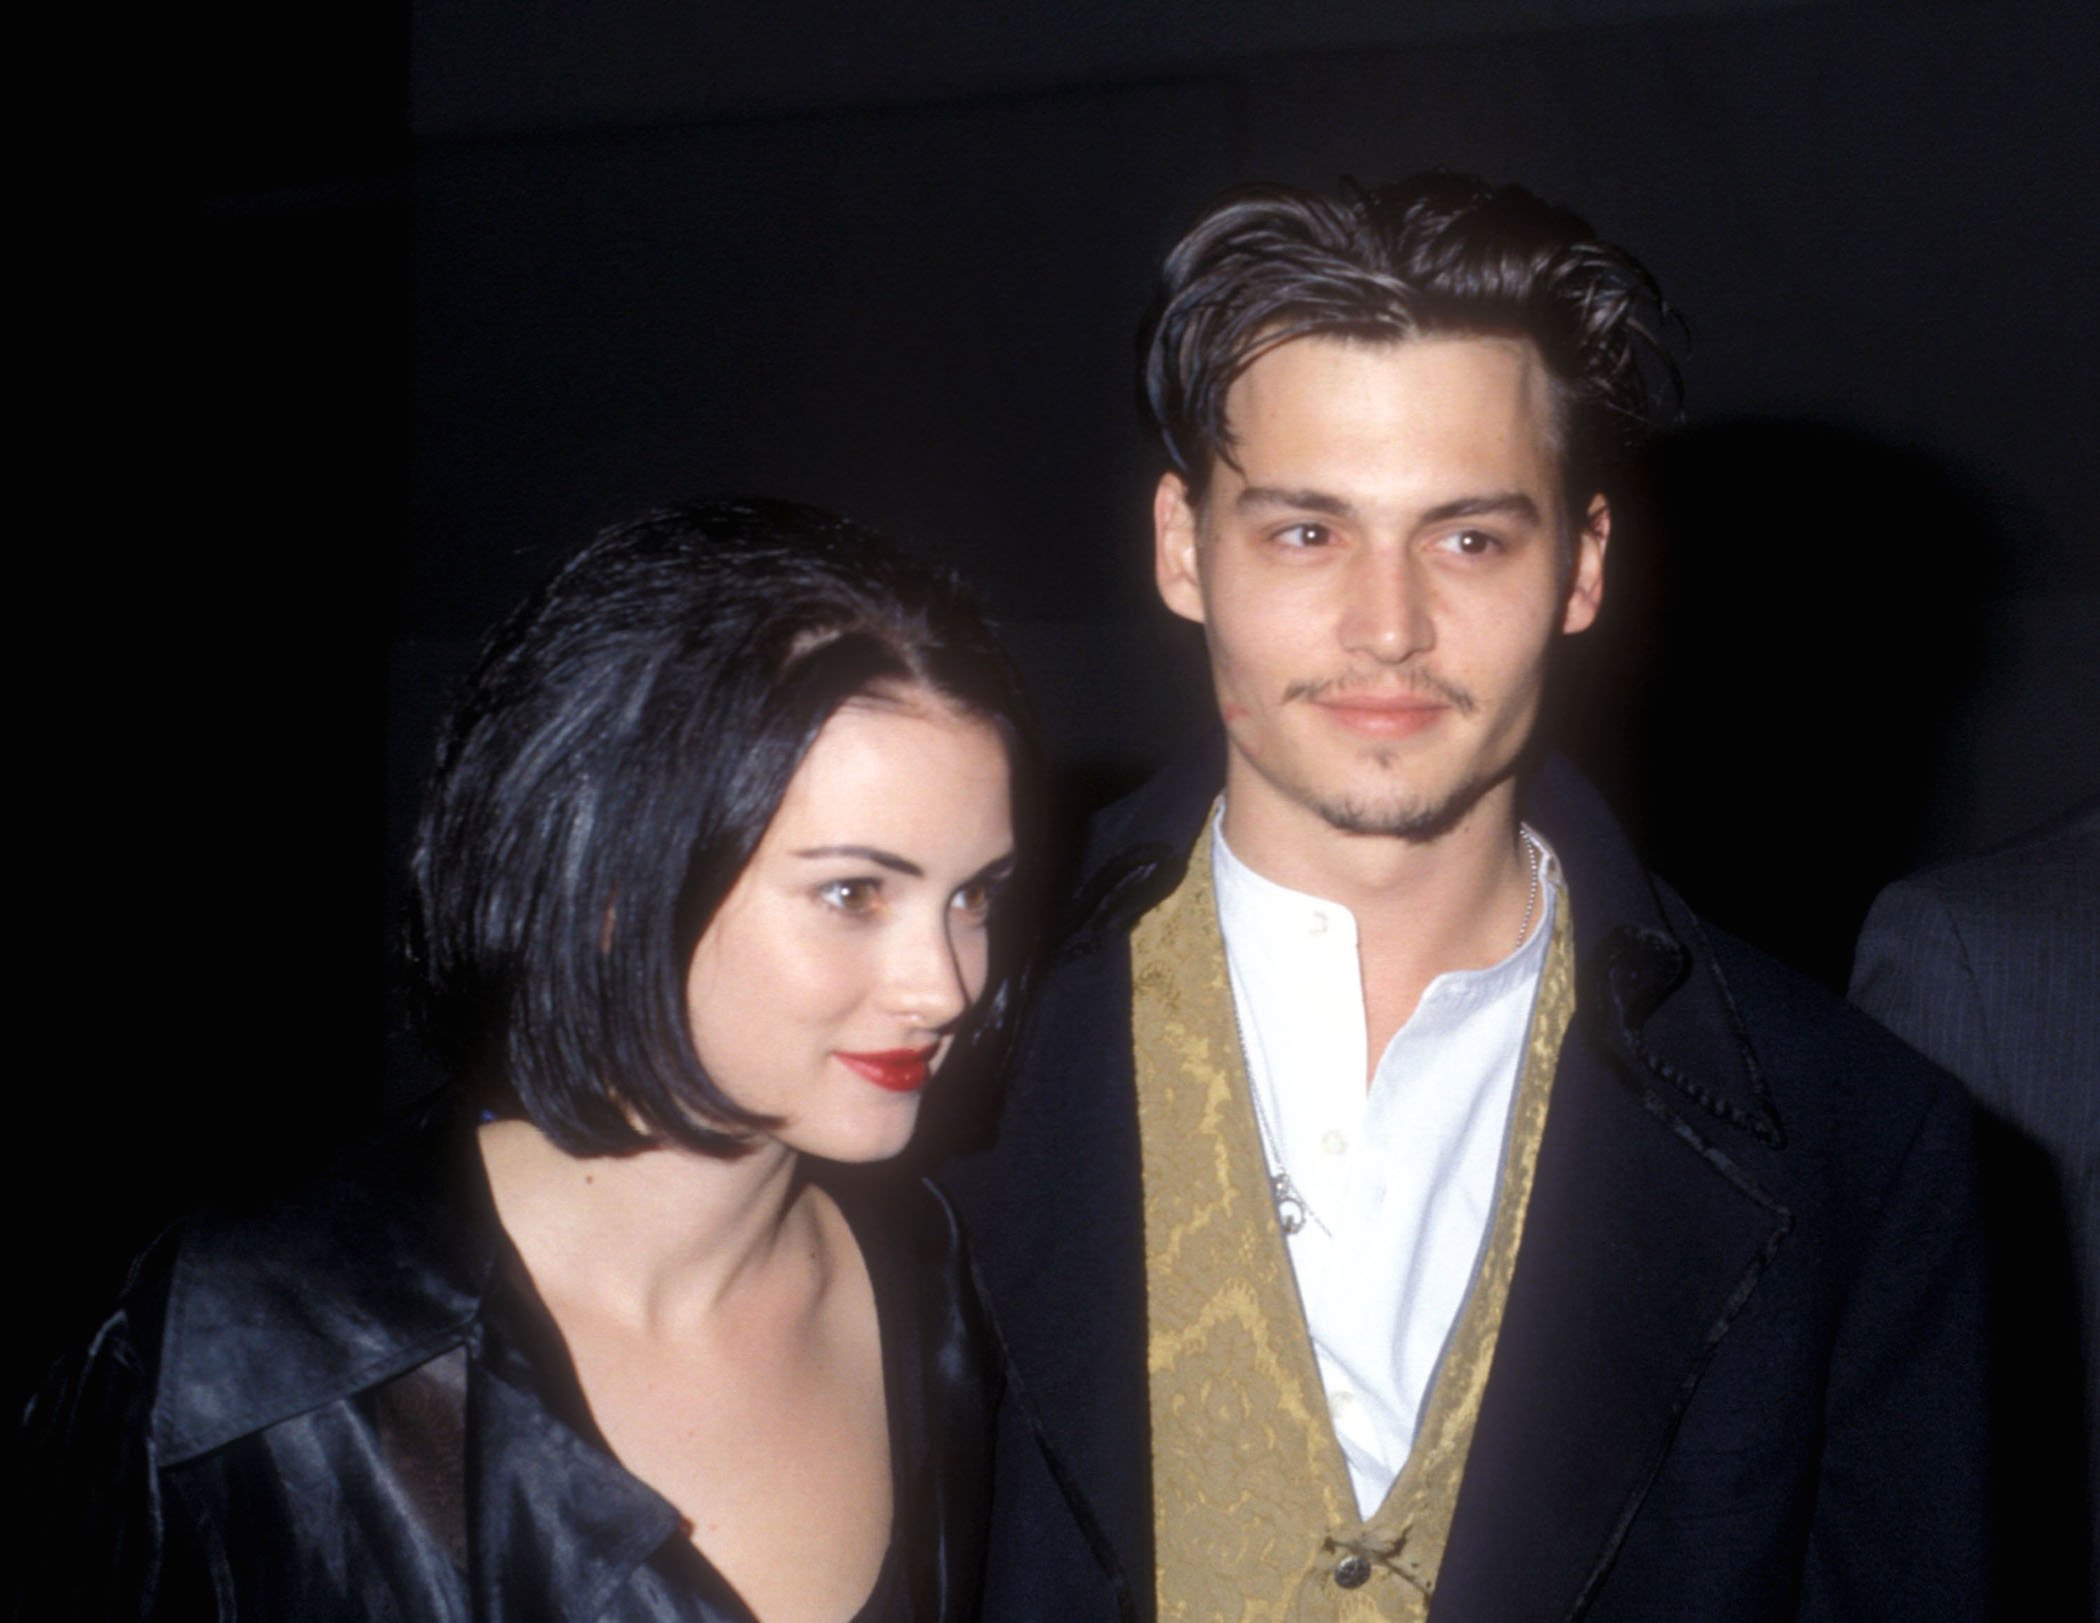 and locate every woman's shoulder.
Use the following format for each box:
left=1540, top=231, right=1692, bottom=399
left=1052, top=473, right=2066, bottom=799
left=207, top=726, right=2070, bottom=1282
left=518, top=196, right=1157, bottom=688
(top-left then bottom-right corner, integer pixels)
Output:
left=19, top=1104, right=514, bottom=1620
left=107, top=1103, right=498, bottom=1467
